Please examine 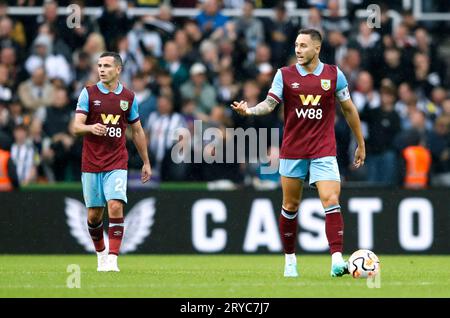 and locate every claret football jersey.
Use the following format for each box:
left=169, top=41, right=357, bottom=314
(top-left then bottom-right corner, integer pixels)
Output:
left=268, top=61, right=350, bottom=159
left=76, top=81, right=139, bottom=172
